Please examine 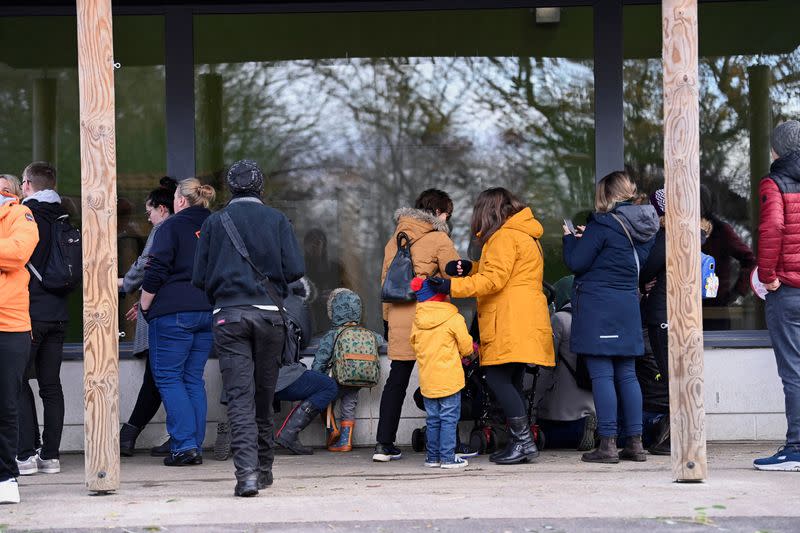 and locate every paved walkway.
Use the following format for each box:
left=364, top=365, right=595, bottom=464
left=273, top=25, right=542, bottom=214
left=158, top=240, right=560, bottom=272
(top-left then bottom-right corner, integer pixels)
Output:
left=4, top=442, right=800, bottom=532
